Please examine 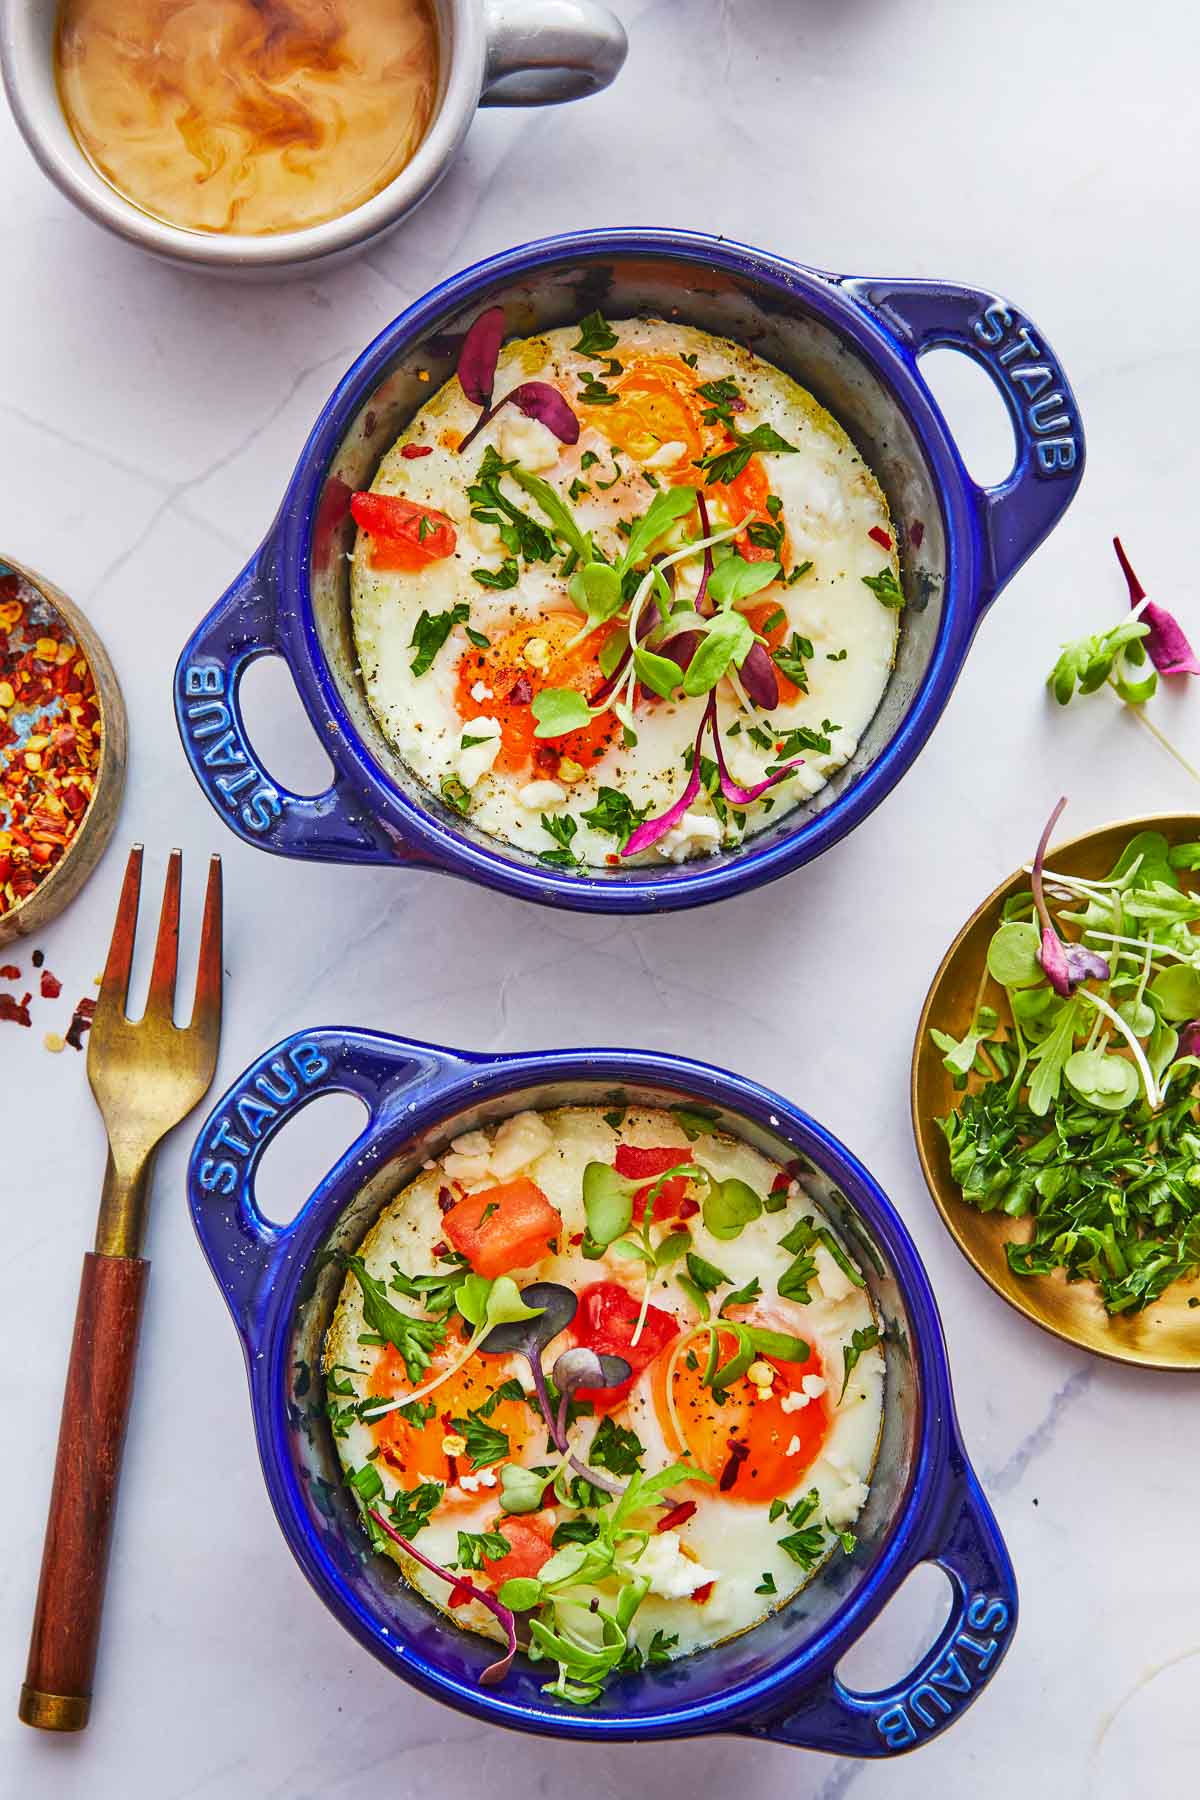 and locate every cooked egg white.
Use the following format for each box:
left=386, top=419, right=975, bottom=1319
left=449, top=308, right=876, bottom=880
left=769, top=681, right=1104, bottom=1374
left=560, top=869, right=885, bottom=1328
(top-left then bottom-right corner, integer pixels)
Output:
left=350, top=319, right=899, bottom=868
left=325, top=1106, right=885, bottom=1665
